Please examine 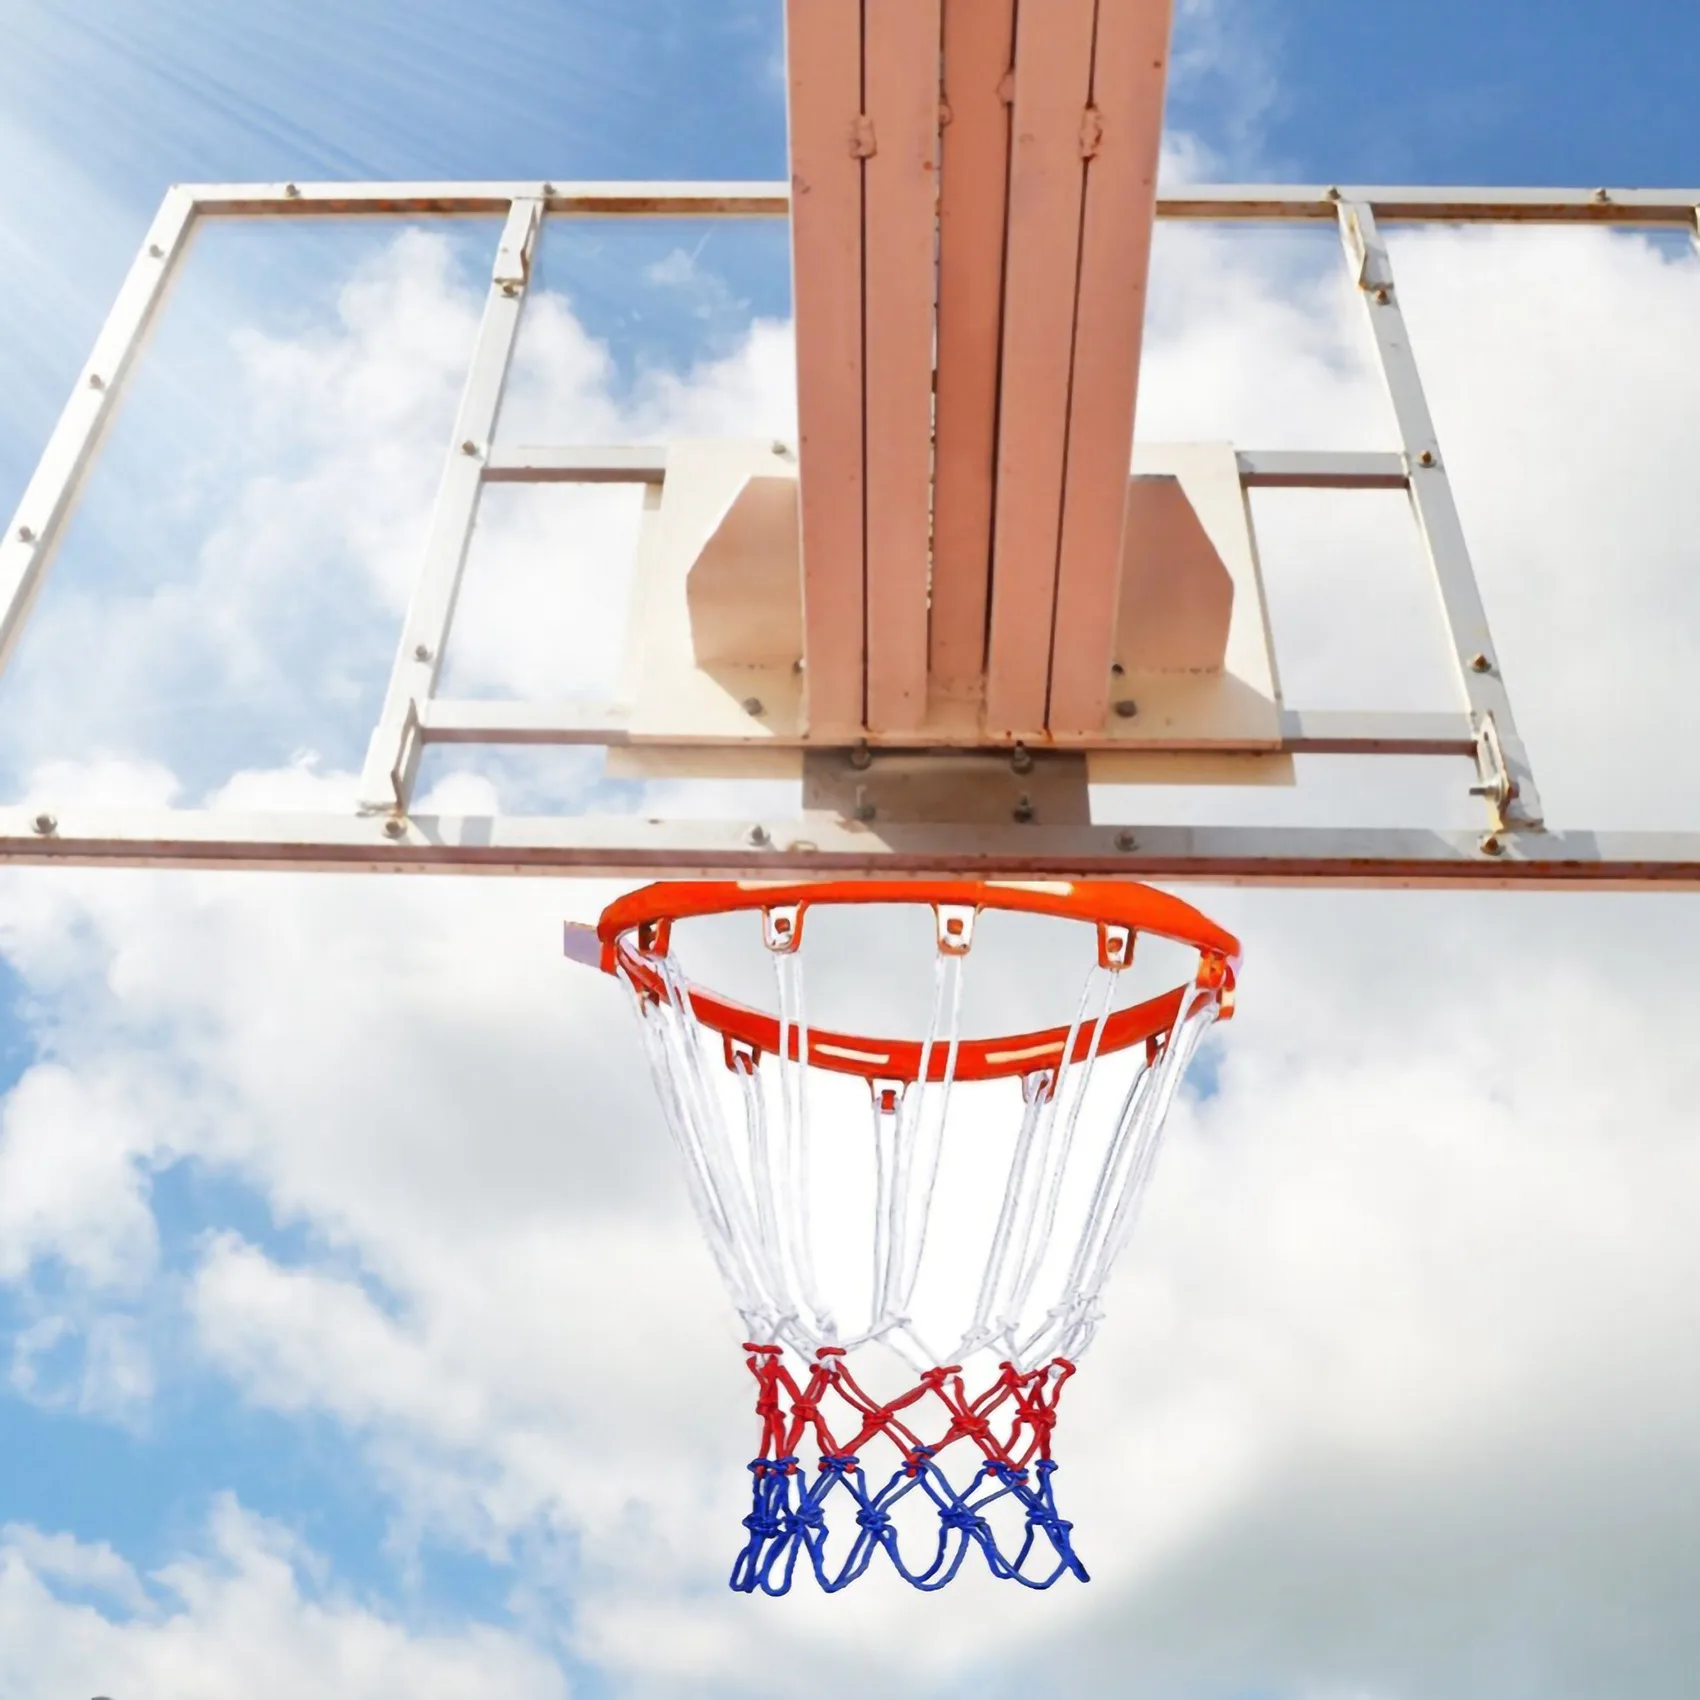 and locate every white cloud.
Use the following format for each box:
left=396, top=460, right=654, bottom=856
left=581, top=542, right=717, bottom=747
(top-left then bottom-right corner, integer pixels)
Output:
left=10, top=1311, right=155, bottom=1422
left=0, top=1501, right=569, bottom=1700
left=3, top=164, right=1700, bottom=1700
left=1, top=1524, right=151, bottom=1614
left=0, top=1062, right=165, bottom=1290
